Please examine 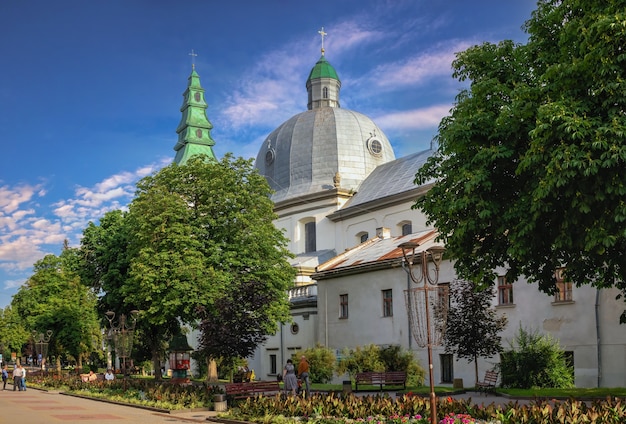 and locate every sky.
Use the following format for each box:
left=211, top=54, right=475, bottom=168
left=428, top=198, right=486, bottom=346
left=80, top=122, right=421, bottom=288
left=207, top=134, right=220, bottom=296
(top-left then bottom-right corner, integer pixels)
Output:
left=0, top=0, right=538, bottom=308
